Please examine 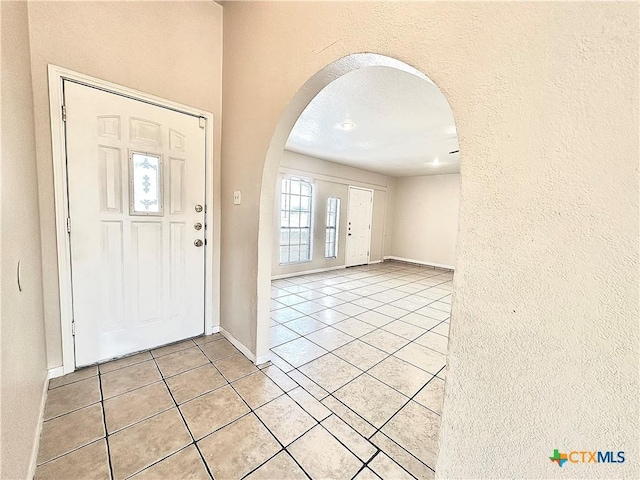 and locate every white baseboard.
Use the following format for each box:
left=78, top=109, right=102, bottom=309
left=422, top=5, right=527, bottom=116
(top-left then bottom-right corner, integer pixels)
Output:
left=384, top=256, right=454, bottom=271
left=368, top=260, right=382, bottom=265
left=255, top=354, right=271, bottom=366
left=271, top=265, right=346, bottom=280
left=48, top=366, right=64, bottom=380
left=219, top=327, right=256, bottom=363
left=28, top=375, right=50, bottom=478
